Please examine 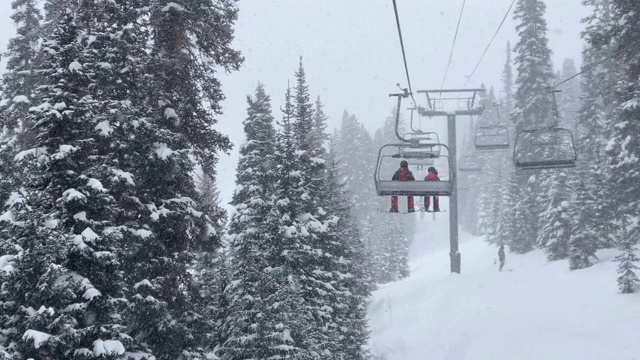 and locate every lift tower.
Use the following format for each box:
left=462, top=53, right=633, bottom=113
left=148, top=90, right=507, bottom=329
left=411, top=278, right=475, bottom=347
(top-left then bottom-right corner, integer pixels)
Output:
left=418, top=89, right=485, bottom=274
